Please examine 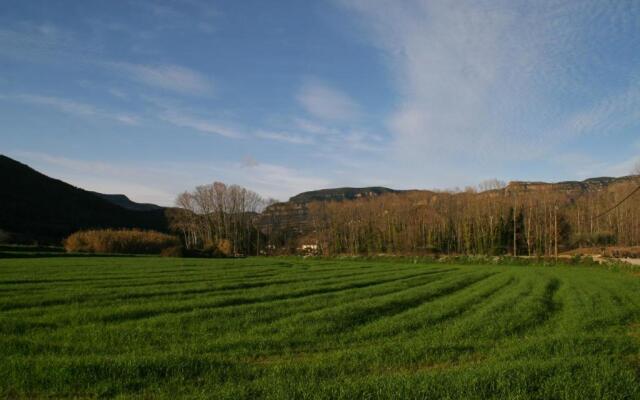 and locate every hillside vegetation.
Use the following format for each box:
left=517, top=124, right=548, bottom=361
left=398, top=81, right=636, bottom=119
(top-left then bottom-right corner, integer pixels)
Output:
left=1, top=257, right=639, bottom=398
